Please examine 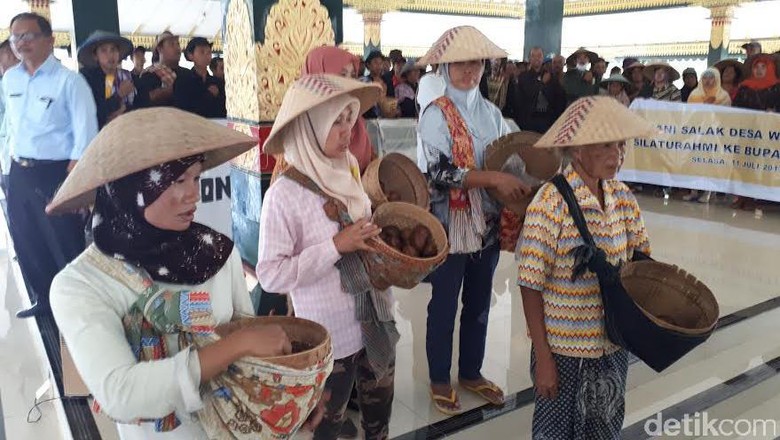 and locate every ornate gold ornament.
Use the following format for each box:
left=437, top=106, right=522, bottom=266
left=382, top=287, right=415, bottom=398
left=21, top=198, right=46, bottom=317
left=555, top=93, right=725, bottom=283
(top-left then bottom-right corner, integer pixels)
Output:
left=255, top=0, right=335, bottom=122
left=361, top=10, right=382, bottom=48
left=707, top=5, right=735, bottom=49
left=346, top=0, right=732, bottom=19
left=229, top=123, right=260, bottom=171
left=225, top=0, right=261, bottom=122
left=27, top=0, right=52, bottom=20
